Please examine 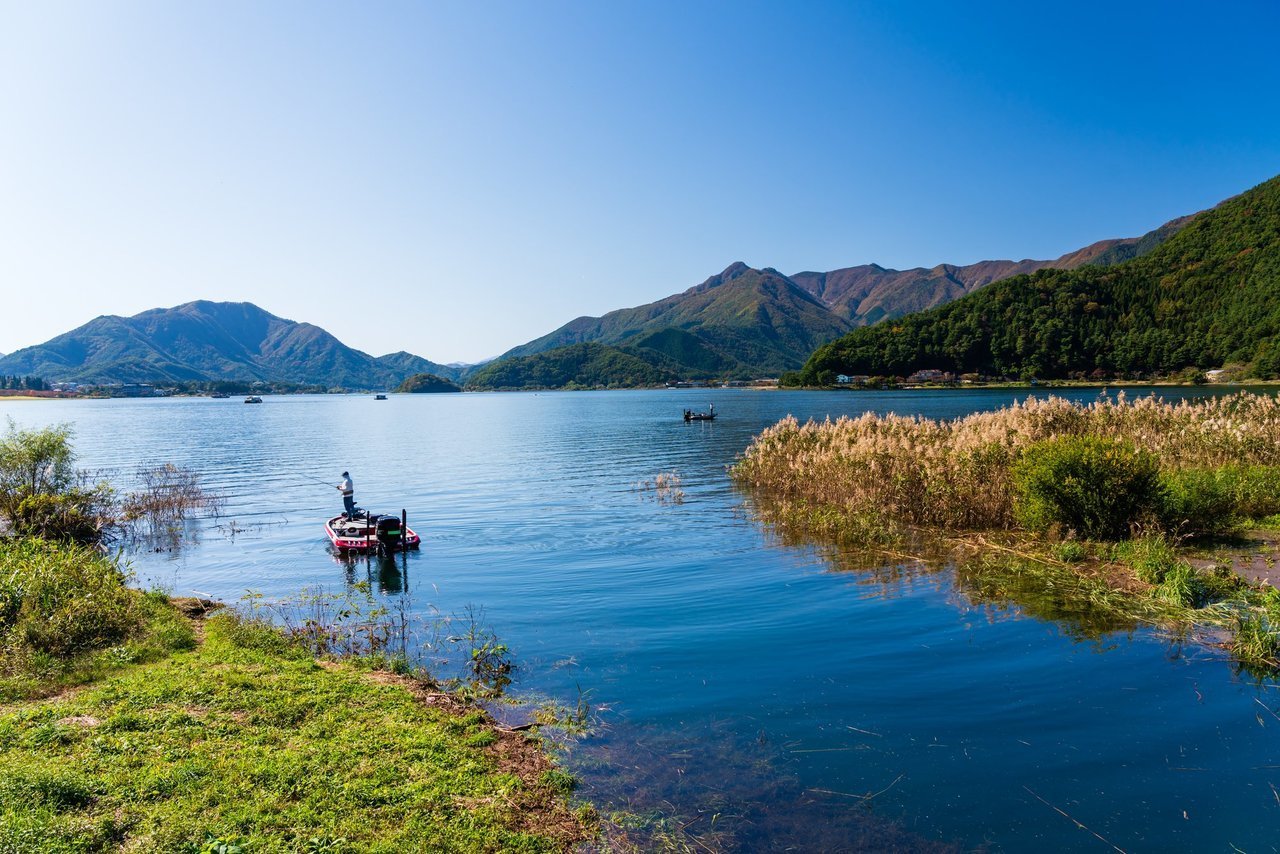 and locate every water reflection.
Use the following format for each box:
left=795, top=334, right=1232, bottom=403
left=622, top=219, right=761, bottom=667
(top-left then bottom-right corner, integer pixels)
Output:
left=330, top=548, right=411, bottom=595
